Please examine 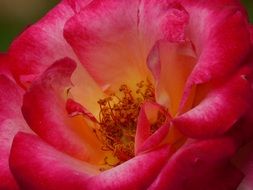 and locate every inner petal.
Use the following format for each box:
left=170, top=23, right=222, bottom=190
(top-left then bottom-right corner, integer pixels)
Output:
left=148, top=41, right=197, bottom=116
left=64, top=0, right=150, bottom=92
left=73, top=80, right=171, bottom=170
